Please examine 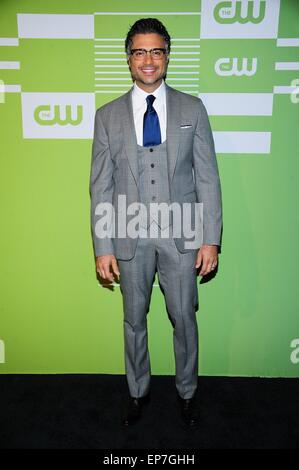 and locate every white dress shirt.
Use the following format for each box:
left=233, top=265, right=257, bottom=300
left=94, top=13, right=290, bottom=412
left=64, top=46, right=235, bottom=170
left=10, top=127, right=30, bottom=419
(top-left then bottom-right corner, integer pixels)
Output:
left=131, top=80, right=167, bottom=146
